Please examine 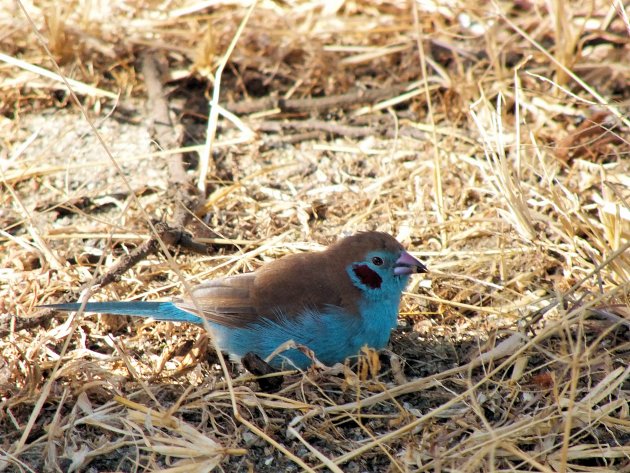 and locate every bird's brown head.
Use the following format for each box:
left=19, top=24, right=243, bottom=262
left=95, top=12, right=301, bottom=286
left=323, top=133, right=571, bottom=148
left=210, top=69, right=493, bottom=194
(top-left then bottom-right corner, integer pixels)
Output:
left=327, top=232, right=427, bottom=292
